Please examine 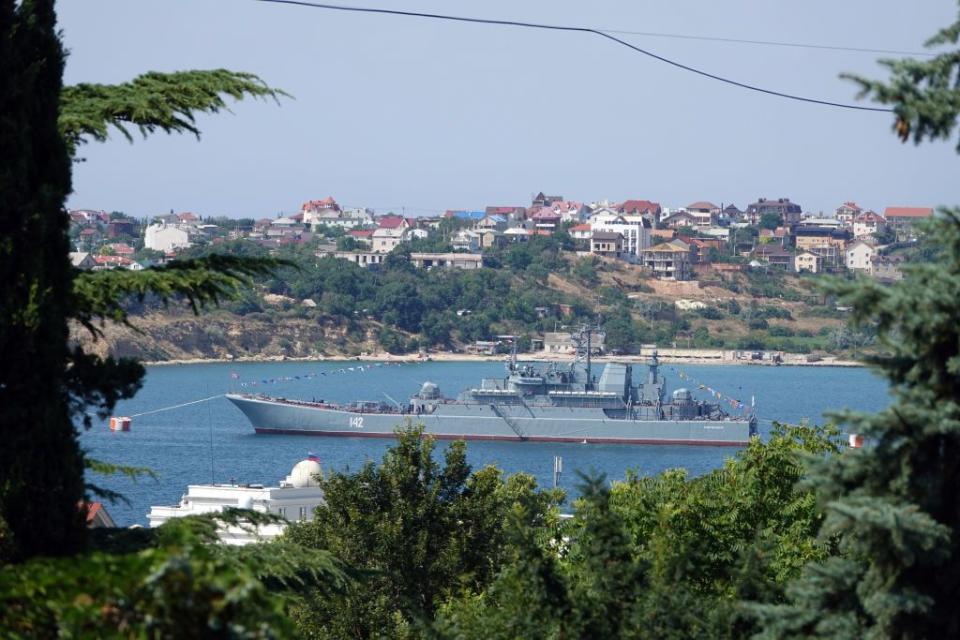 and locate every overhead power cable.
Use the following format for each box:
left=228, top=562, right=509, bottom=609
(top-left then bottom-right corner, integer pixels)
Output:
left=254, top=0, right=894, bottom=113
left=601, top=29, right=933, bottom=58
